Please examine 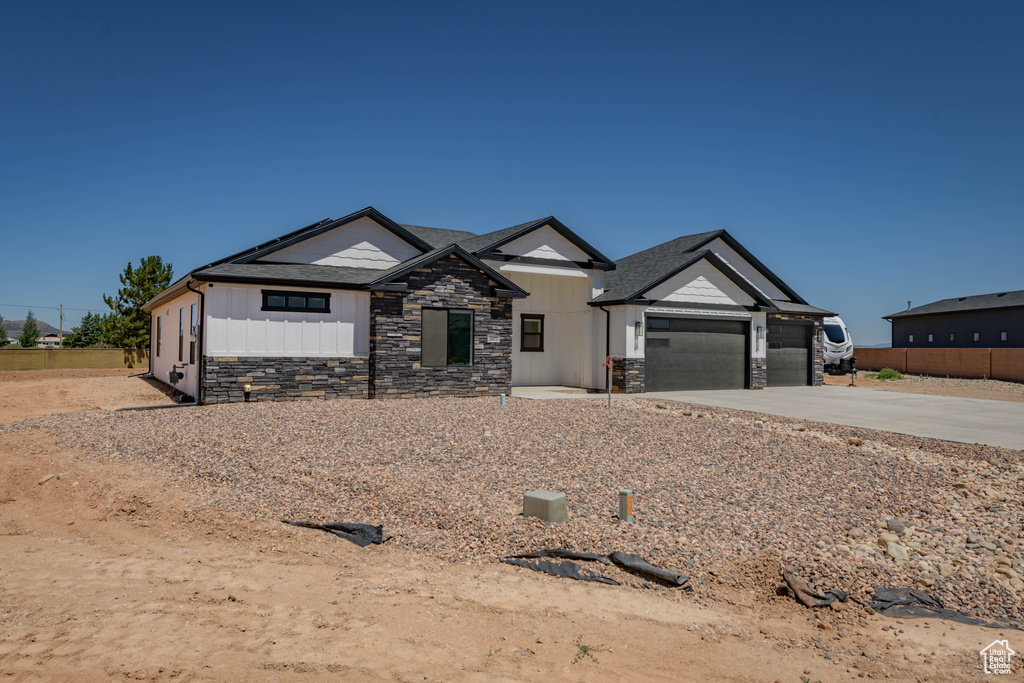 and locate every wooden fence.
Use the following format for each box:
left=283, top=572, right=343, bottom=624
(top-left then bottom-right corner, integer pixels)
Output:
left=0, top=348, right=149, bottom=371
left=853, top=347, right=1024, bottom=383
